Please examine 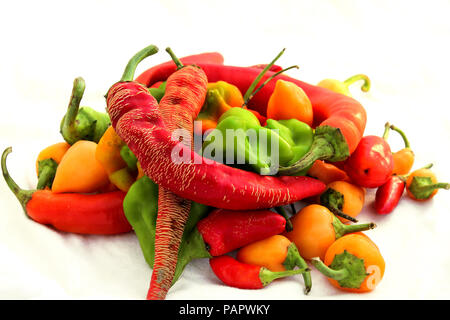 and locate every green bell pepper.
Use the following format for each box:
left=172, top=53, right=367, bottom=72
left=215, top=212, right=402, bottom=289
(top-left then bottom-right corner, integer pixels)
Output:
left=123, top=176, right=211, bottom=284
left=148, top=81, right=166, bottom=102
left=202, top=107, right=313, bottom=175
